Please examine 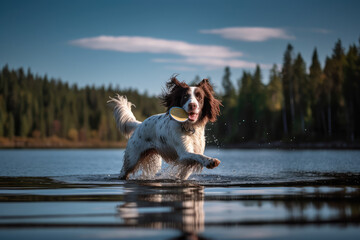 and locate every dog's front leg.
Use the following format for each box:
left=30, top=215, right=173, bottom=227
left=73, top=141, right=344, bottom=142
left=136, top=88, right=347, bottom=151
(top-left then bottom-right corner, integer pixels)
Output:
left=177, top=151, right=221, bottom=169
